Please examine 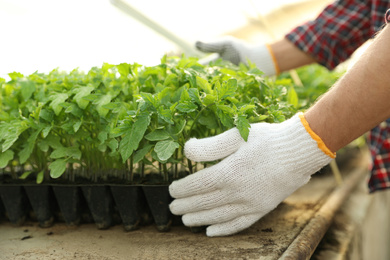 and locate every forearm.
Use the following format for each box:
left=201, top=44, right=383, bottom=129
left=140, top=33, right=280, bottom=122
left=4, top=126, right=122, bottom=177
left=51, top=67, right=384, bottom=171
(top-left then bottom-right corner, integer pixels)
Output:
left=269, top=38, right=316, bottom=73
left=305, top=25, right=390, bottom=152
